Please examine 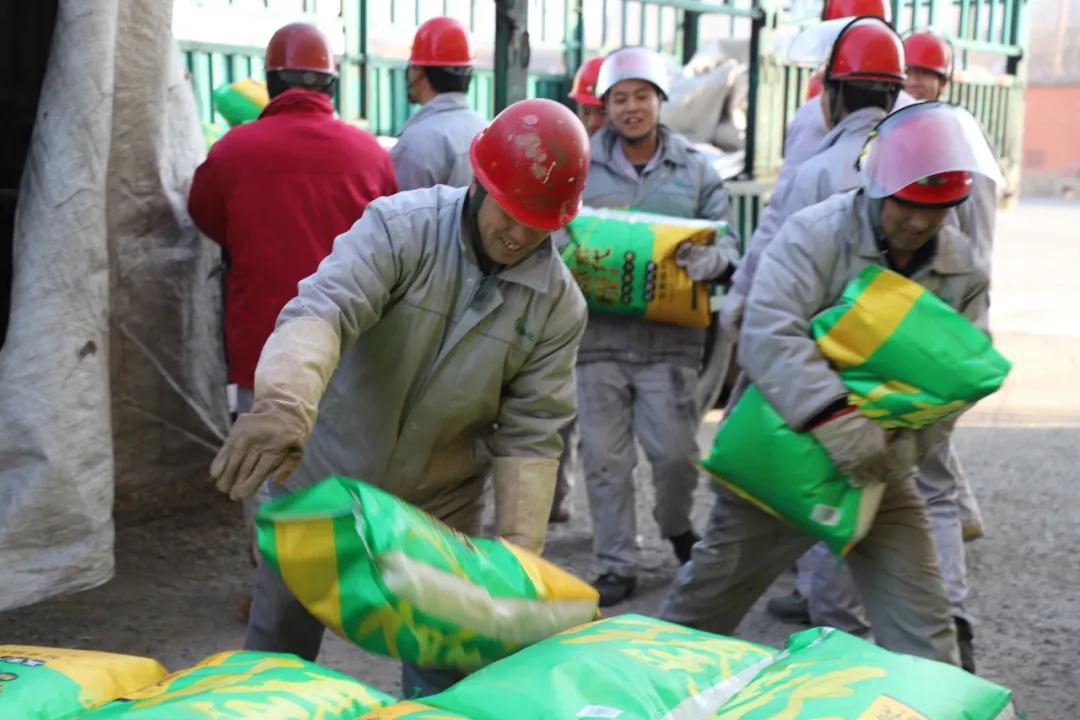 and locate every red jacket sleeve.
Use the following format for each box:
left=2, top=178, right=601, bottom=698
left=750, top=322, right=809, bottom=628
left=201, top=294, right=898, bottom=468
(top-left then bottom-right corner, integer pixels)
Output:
left=188, top=152, right=228, bottom=246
